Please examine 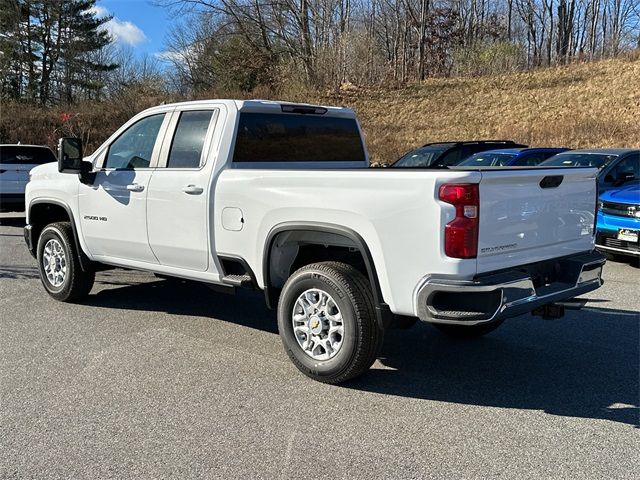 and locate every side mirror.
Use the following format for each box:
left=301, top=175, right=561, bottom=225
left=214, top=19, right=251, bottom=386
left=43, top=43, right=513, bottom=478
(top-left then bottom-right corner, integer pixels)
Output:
left=57, top=137, right=83, bottom=173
